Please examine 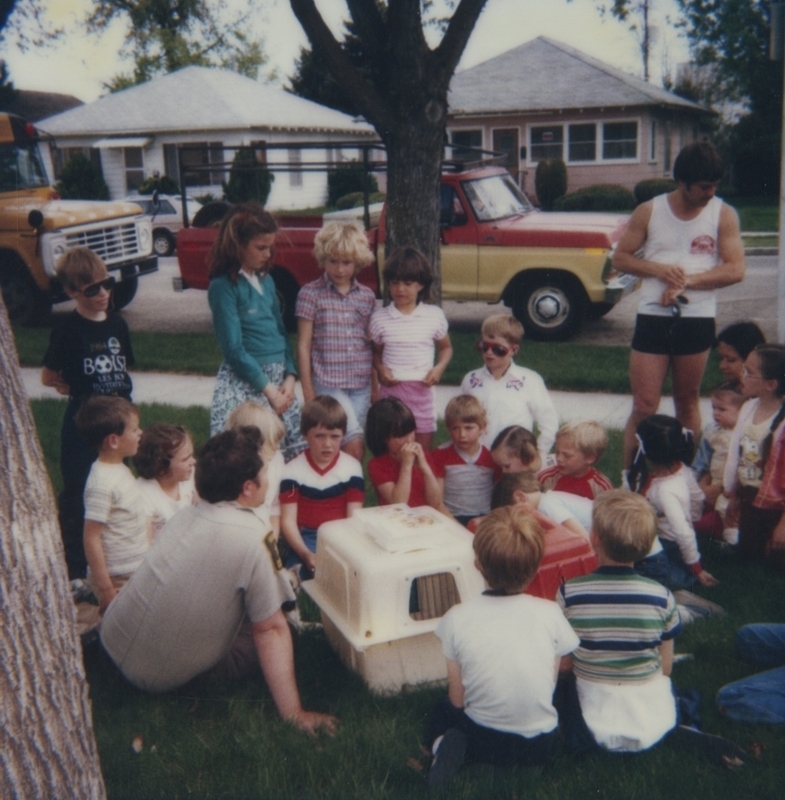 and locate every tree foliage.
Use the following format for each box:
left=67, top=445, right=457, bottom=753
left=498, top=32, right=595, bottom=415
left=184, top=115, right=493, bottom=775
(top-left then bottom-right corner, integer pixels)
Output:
left=674, top=0, right=782, bottom=195
left=87, top=0, right=269, bottom=91
left=534, top=158, right=568, bottom=210
left=289, top=0, right=488, bottom=301
left=592, top=0, right=658, bottom=82
left=222, top=146, right=274, bottom=205
left=56, top=152, right=110, bottom=200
